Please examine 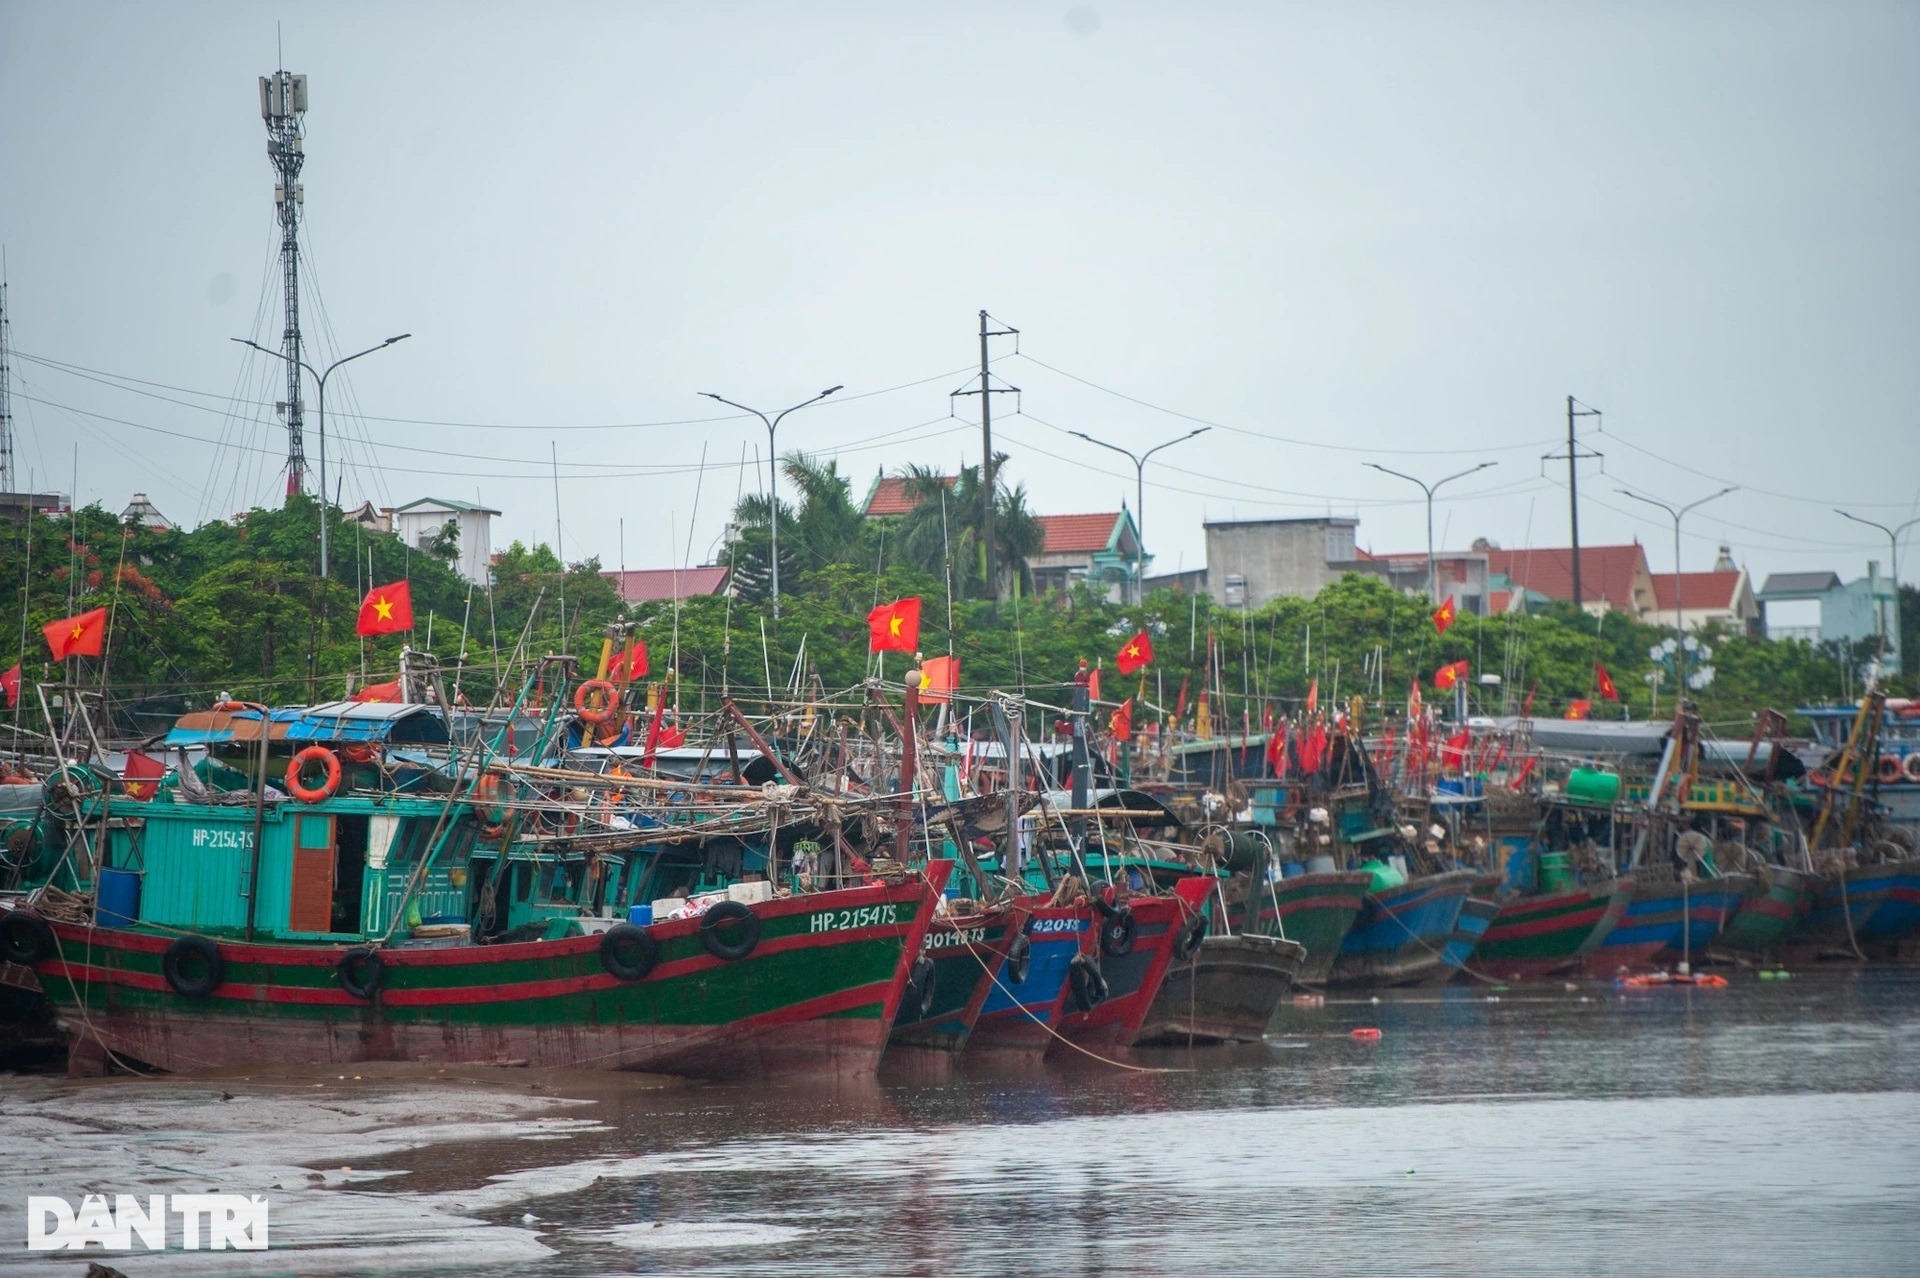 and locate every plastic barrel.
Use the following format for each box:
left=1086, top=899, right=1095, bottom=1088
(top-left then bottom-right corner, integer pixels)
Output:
left=97, top=867, right=142, bottom=929
left=628, top=904, right=654, bottom=926
left=1305, top=855, right=1338, bottom=876
left=1538, top=852, right=1574, bottom=892
left=1566, top=768, right=1621, bottom=805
